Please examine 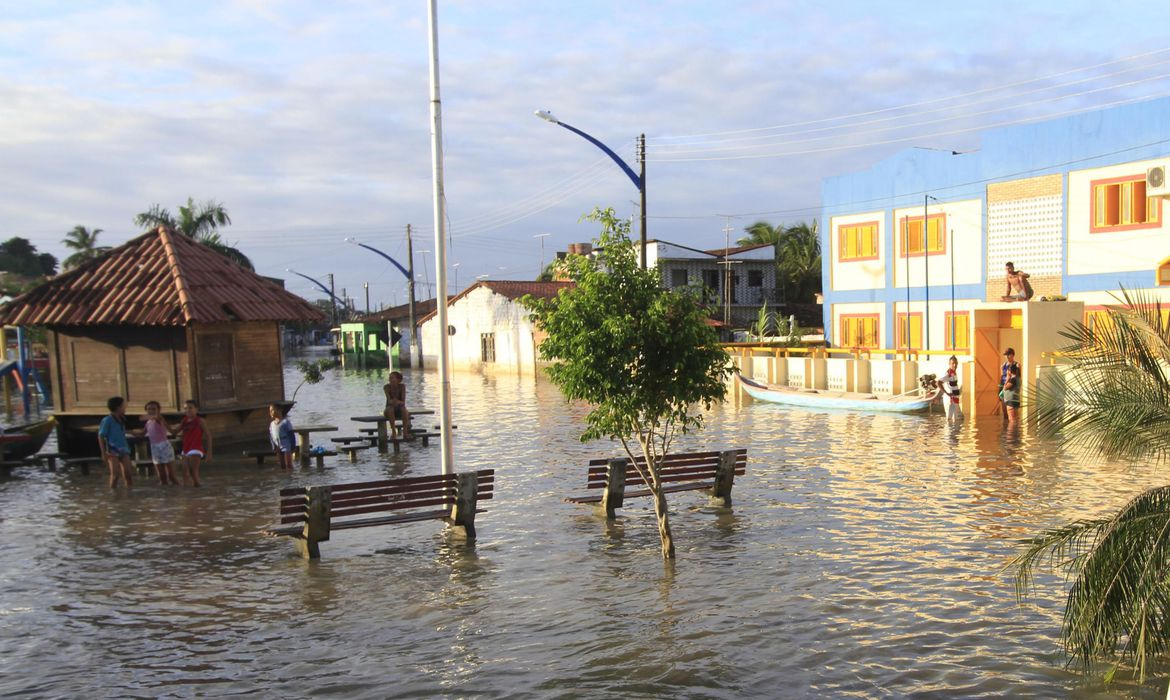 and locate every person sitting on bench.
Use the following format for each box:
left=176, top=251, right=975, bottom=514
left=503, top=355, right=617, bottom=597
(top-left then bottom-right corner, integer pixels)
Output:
left=383, top=371, right=413, bottom=439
